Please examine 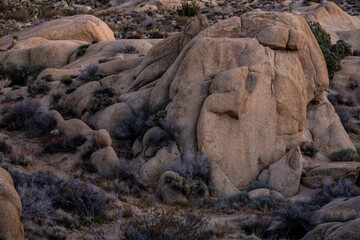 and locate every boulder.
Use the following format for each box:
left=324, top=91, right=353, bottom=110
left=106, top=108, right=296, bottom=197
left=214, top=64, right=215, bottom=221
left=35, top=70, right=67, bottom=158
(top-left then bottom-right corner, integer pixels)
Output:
left=137, top=5, right=158, bottom=12
left=156, top=171, right=208, bottom=205
left=90, top=146, right=119, bottom=174
left=140, top=142, right=181, bottom=182
left=247, top=188, right=271, bottom=200
left=302, top=218, right=360, bottom=240
left=256, top=25, right=289, bottom=50
left=302, top=162, right=360, bottom=188
left=0, top=15, right=114, bottom=49
left=62, top=81, right=101, bottom=117
left=313, top=196, right=360, bottom=225
left=94, top=129, right=112, bottom=148
left=258, top=146, right=303, bottom=198
left=4, top=40, right=85, bottom=68
left=305, top=96, right=356, bottom=157
left=142, top=127, right=171, bottom=158
left=82, top=103, right=134, bottom=137
left=0, top=201, right=24, bottom=240
left=0, top=181, right=22, bottom=217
